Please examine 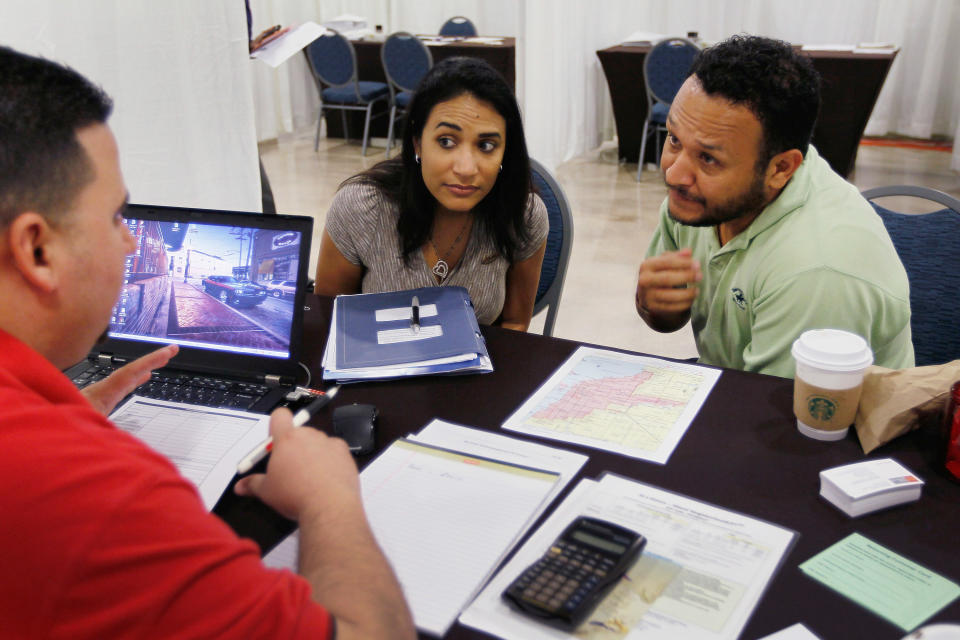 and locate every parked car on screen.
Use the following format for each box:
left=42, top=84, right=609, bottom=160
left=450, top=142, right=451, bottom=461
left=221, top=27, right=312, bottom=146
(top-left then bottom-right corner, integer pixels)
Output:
left=201, top=275, right=267, bottom=307
left=263, top=279, right=297, bottom=298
